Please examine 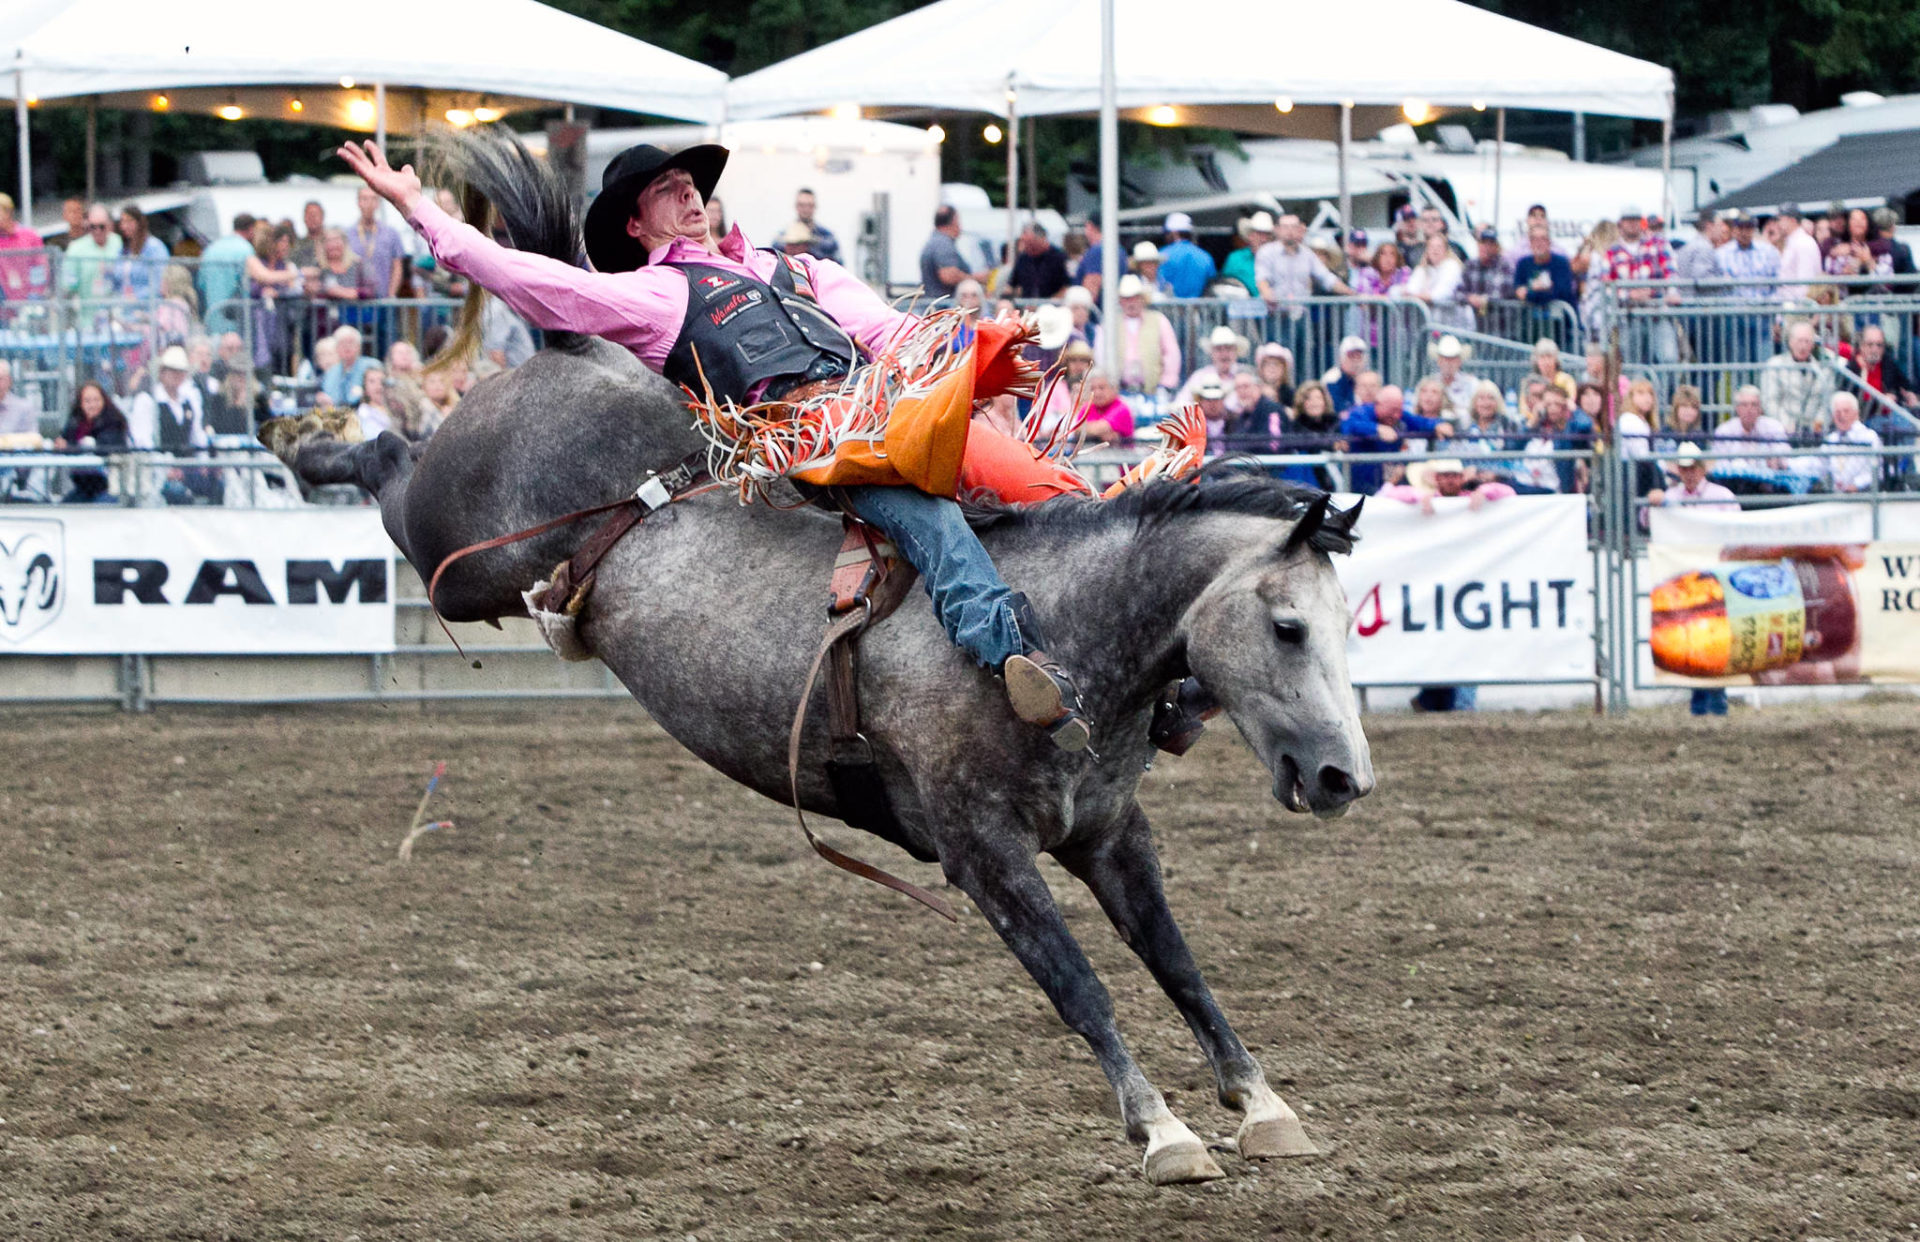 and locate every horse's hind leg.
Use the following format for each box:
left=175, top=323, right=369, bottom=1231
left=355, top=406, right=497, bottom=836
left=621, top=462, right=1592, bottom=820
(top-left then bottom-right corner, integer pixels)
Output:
left=1055, top=803, right=1317, bottom=1162
left=262, top=420, right=418, bottom=560
left=941, top=829, right=1224, bottom=1185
